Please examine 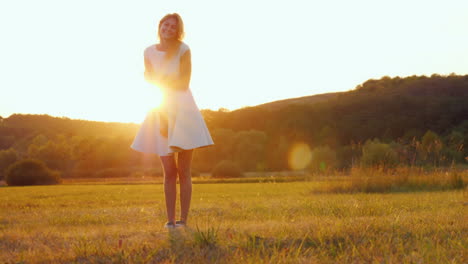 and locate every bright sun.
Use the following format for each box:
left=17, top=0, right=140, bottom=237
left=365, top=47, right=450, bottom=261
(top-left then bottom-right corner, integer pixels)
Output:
left=123, top=84, right=163, bottom=124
